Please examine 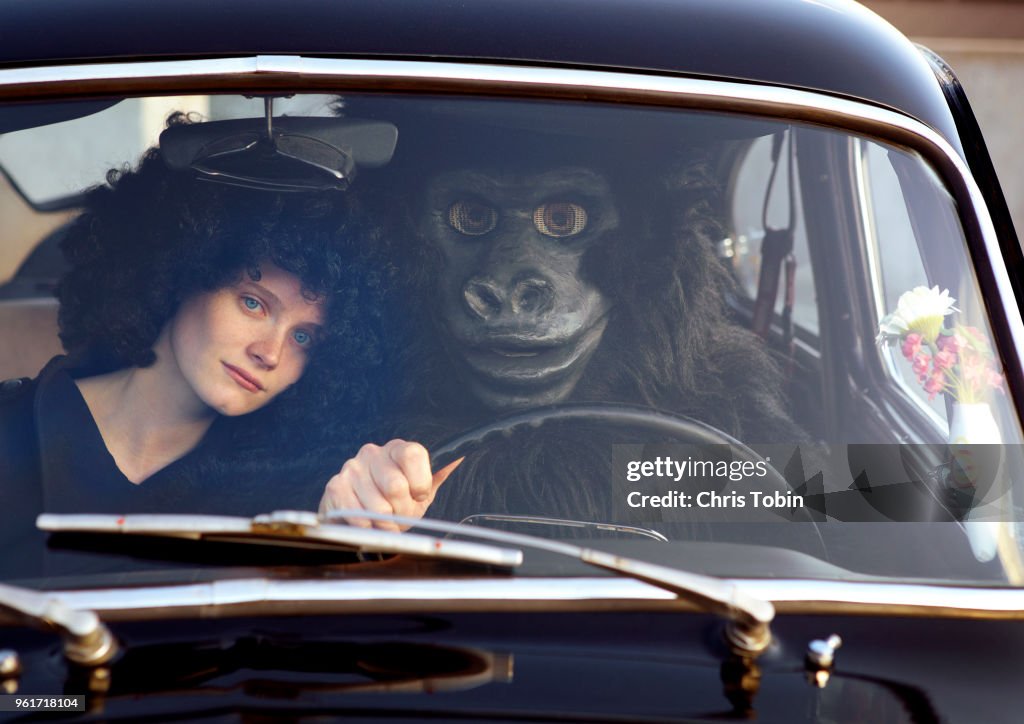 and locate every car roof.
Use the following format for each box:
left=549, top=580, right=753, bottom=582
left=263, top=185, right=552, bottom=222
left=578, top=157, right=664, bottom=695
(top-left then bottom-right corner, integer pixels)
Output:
left=0, top=0, right=955, bottom=141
